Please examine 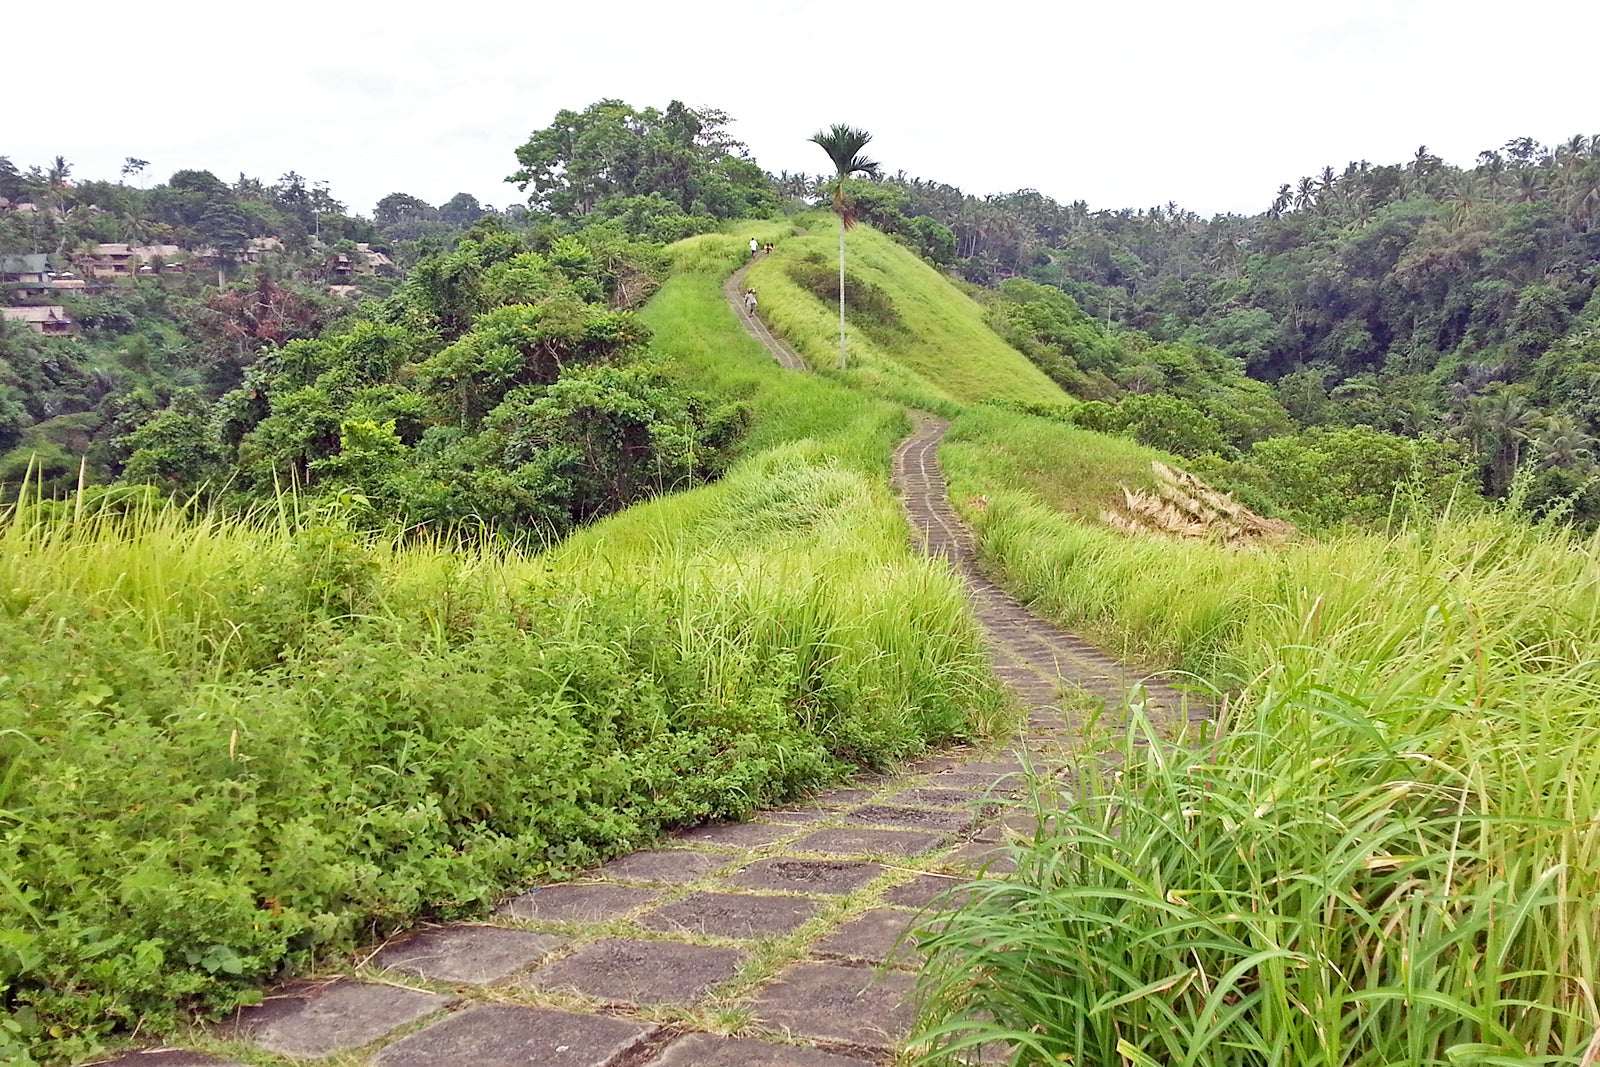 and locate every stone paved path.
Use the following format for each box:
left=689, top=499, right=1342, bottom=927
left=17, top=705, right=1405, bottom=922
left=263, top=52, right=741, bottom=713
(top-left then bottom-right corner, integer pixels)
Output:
left=893, top=412, right=1194, bottom=729
left=95, top=269, right=1198, bottom=1067
left=726, top=259, right=809, bottom=372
